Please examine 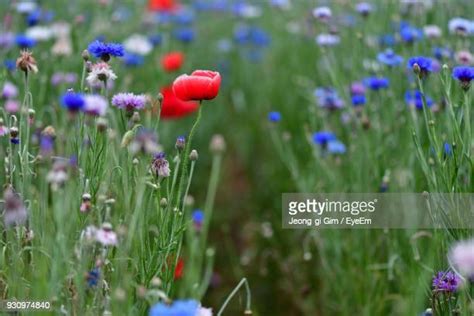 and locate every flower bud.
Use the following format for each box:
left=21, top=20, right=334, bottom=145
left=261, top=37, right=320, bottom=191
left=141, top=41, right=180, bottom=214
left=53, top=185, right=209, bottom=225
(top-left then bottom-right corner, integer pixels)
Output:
left=412, top=63, right=421, bottom=75
left=210, top=134, right=226, bottom=154
left=189, top=149, right=198, bottom=161
left=82, top=49, right=90, bottom=62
